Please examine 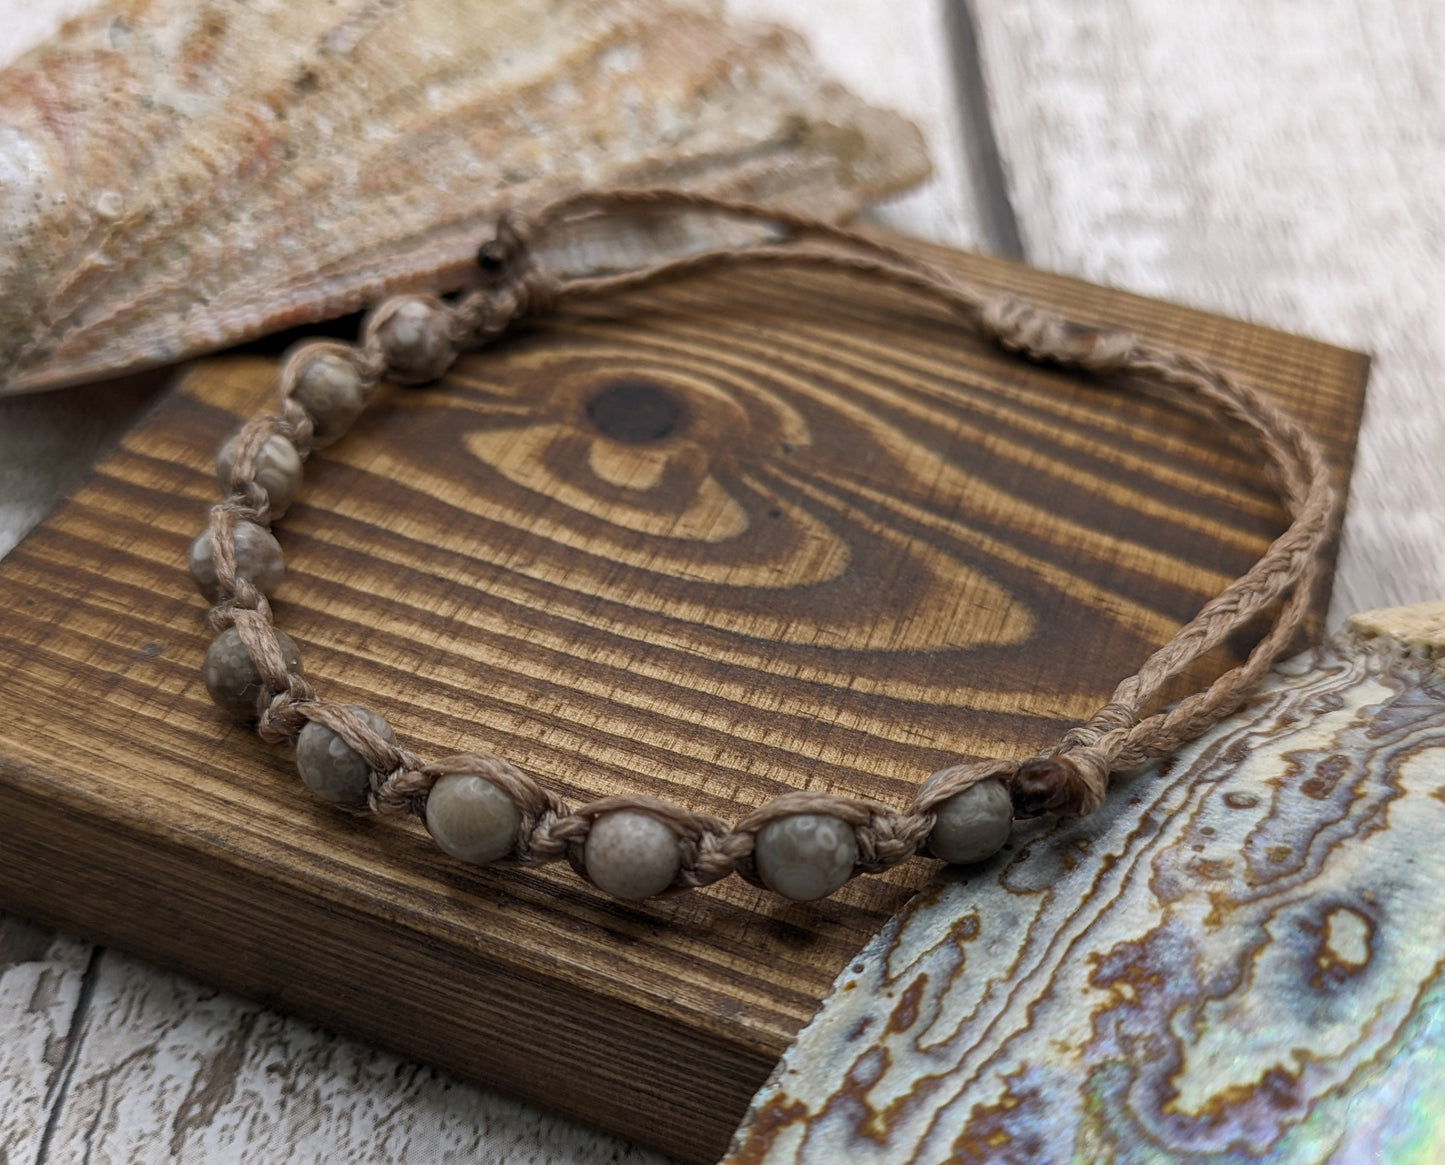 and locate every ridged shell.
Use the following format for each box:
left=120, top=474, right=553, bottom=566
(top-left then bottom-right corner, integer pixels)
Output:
left=0, top=0, right=928, bottom=394
left=728, top=603, right=1445, bottom=1163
